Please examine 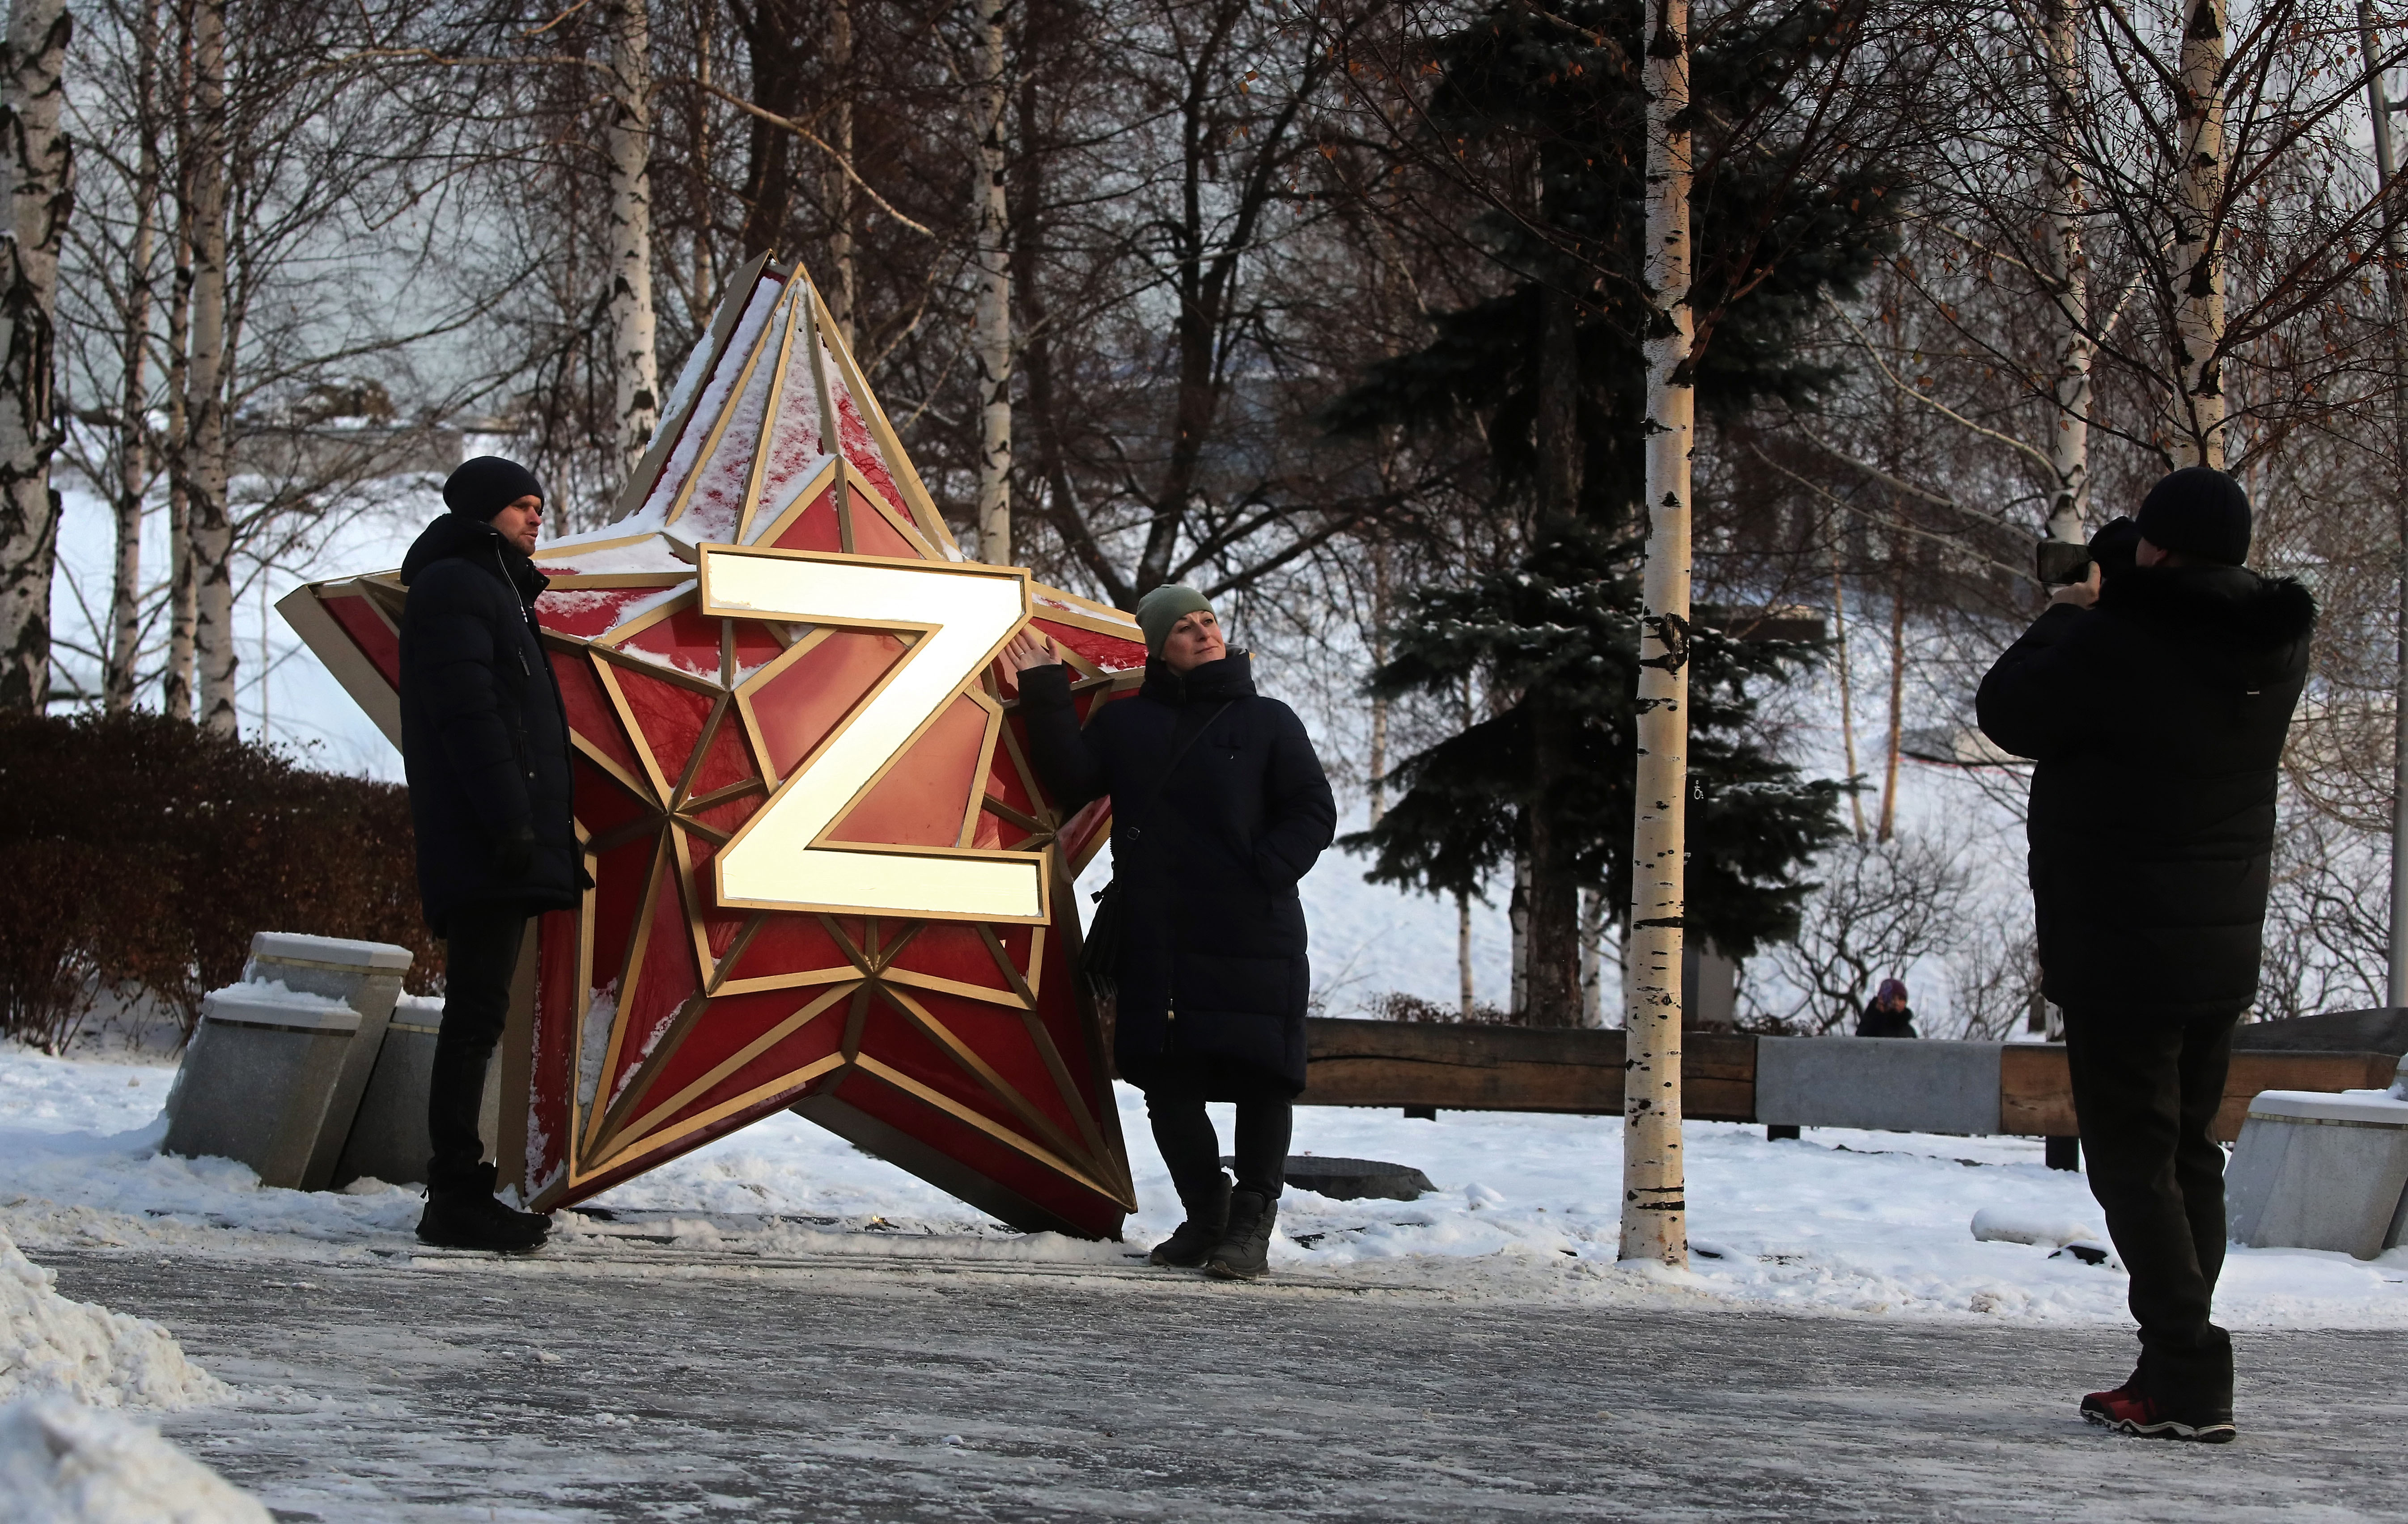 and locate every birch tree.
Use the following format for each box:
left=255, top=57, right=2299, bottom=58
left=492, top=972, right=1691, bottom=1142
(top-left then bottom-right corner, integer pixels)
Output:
left=183, top=0, right=232, bottom=735
left=606, top=0, right=659, bottom=470
left=1621, top=0, right=1695, bottom=1268
left=825, top=0, right=854, bottom=342
left=2041, top=0, right=2091, bottom=540
left=100, top=0, right=159, bottom=714
left=971, top=0, right=1010, bottom=564
left=2166, top=0, right=2228, bottom=466
left=0, top=0, right=72, bottom=712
